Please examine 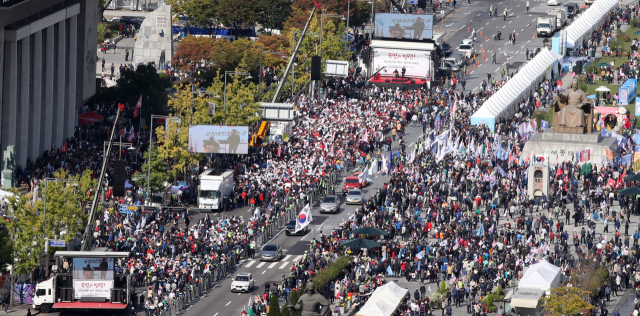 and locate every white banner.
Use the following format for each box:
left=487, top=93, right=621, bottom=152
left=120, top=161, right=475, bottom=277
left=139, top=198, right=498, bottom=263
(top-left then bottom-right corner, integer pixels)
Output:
left=373, top=48, right=432, bottom=78
left=73, top=280, right=113, bottom=299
